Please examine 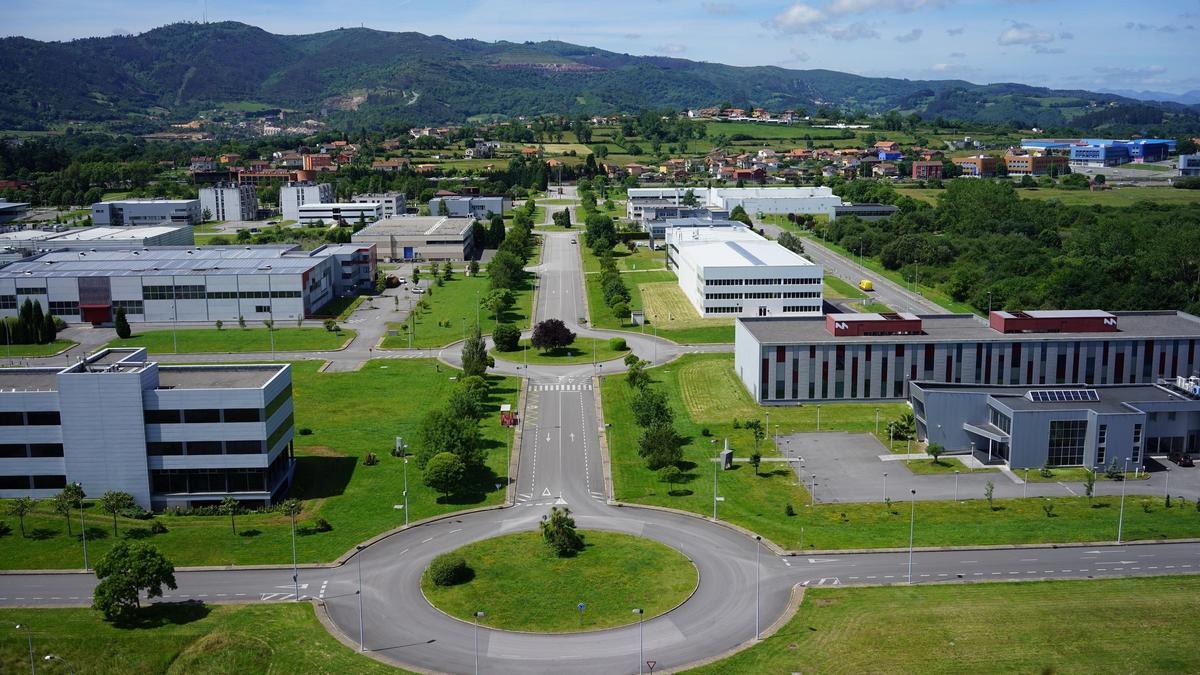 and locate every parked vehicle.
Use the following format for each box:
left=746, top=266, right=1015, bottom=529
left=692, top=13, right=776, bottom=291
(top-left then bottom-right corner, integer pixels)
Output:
left=1169, top=451, right=1195, bottom=467
left=859, top=279, right=874, bottom=292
